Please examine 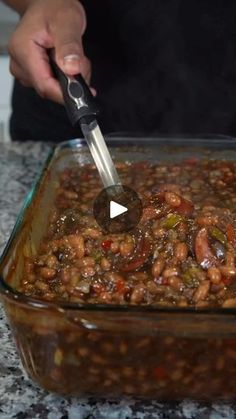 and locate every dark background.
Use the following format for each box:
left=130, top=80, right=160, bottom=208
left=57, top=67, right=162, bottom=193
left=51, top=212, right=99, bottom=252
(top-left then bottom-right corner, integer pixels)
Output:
left=10, top=0, right=236, bottom=141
